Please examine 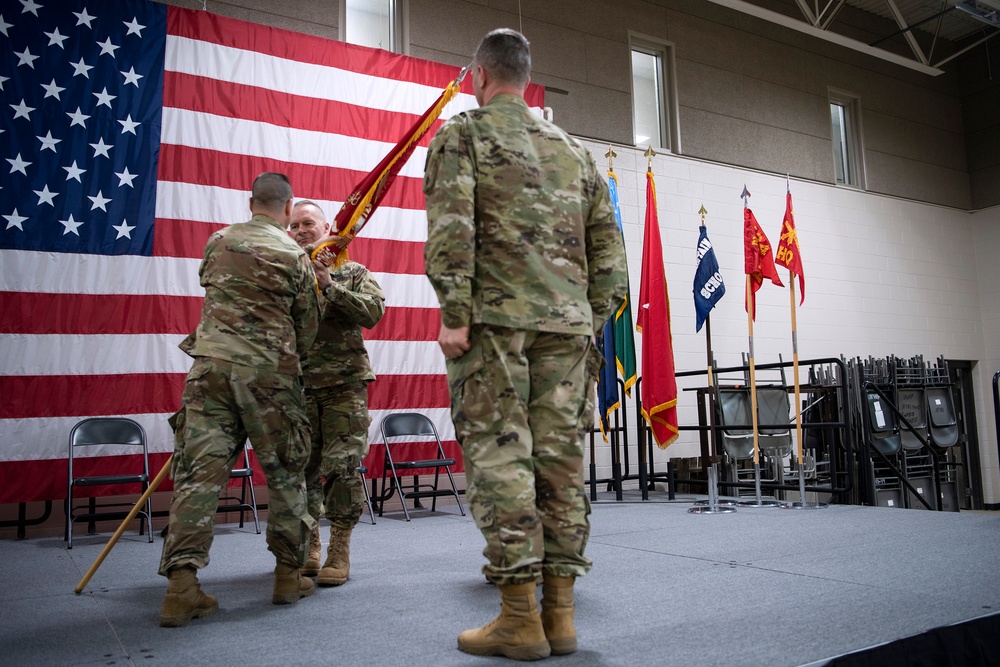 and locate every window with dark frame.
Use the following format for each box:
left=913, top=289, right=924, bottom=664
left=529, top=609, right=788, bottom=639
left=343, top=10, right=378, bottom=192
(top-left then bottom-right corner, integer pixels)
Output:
left=829, top=91, right=864, bottom=188
left=630, top=35, right=679, bottom=153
